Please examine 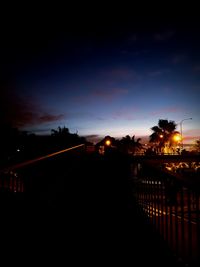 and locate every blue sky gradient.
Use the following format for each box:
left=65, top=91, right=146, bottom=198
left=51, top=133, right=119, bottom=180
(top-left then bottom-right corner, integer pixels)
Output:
left=1, top=12, right=199, bottom=143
